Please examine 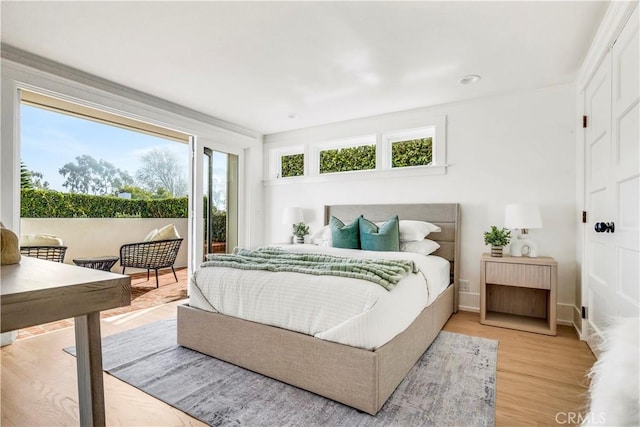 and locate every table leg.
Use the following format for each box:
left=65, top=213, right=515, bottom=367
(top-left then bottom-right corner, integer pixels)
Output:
left=74, top=312, right=106, bottom=427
